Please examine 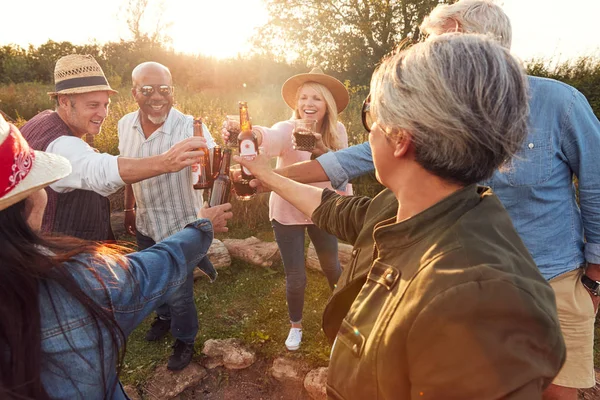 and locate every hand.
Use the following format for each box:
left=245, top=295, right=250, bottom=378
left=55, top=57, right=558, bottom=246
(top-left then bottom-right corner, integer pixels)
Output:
left=160, top=136, right=208, bottom=173
left=230, top=165, right=271, bottom=194
left=585, top=263, right=600, bottom=312
left=198, top=202, right=233, bottom=233
left=233, top=153, right=274, bottom=190
left=124, top=209, right=136, bottom=235
left=221, top=119, right=240, bottom=144
left=311, top=133, right=330, bottom=157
